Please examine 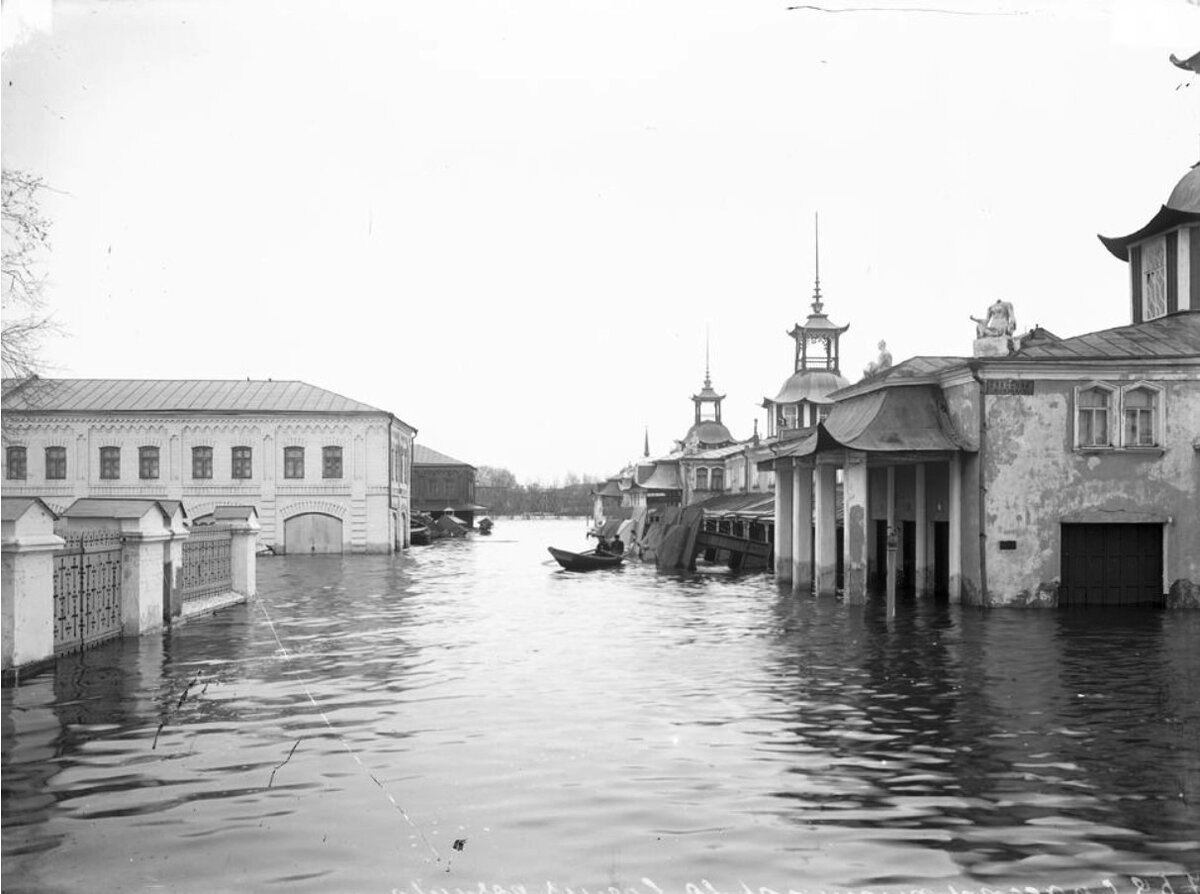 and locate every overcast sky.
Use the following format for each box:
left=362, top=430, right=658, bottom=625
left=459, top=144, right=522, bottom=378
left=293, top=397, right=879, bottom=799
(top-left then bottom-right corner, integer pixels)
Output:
left=3, top=0, right=1198, bottom=483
